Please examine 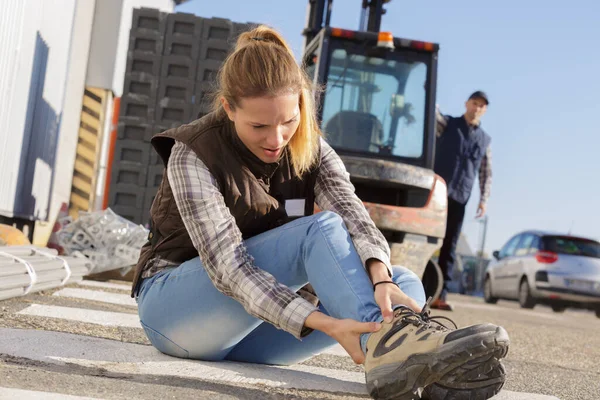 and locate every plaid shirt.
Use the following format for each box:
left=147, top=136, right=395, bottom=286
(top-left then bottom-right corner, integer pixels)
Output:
left=436, top=109, right=492, bottom=205
left=143, top=138, right=391, bottom=339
